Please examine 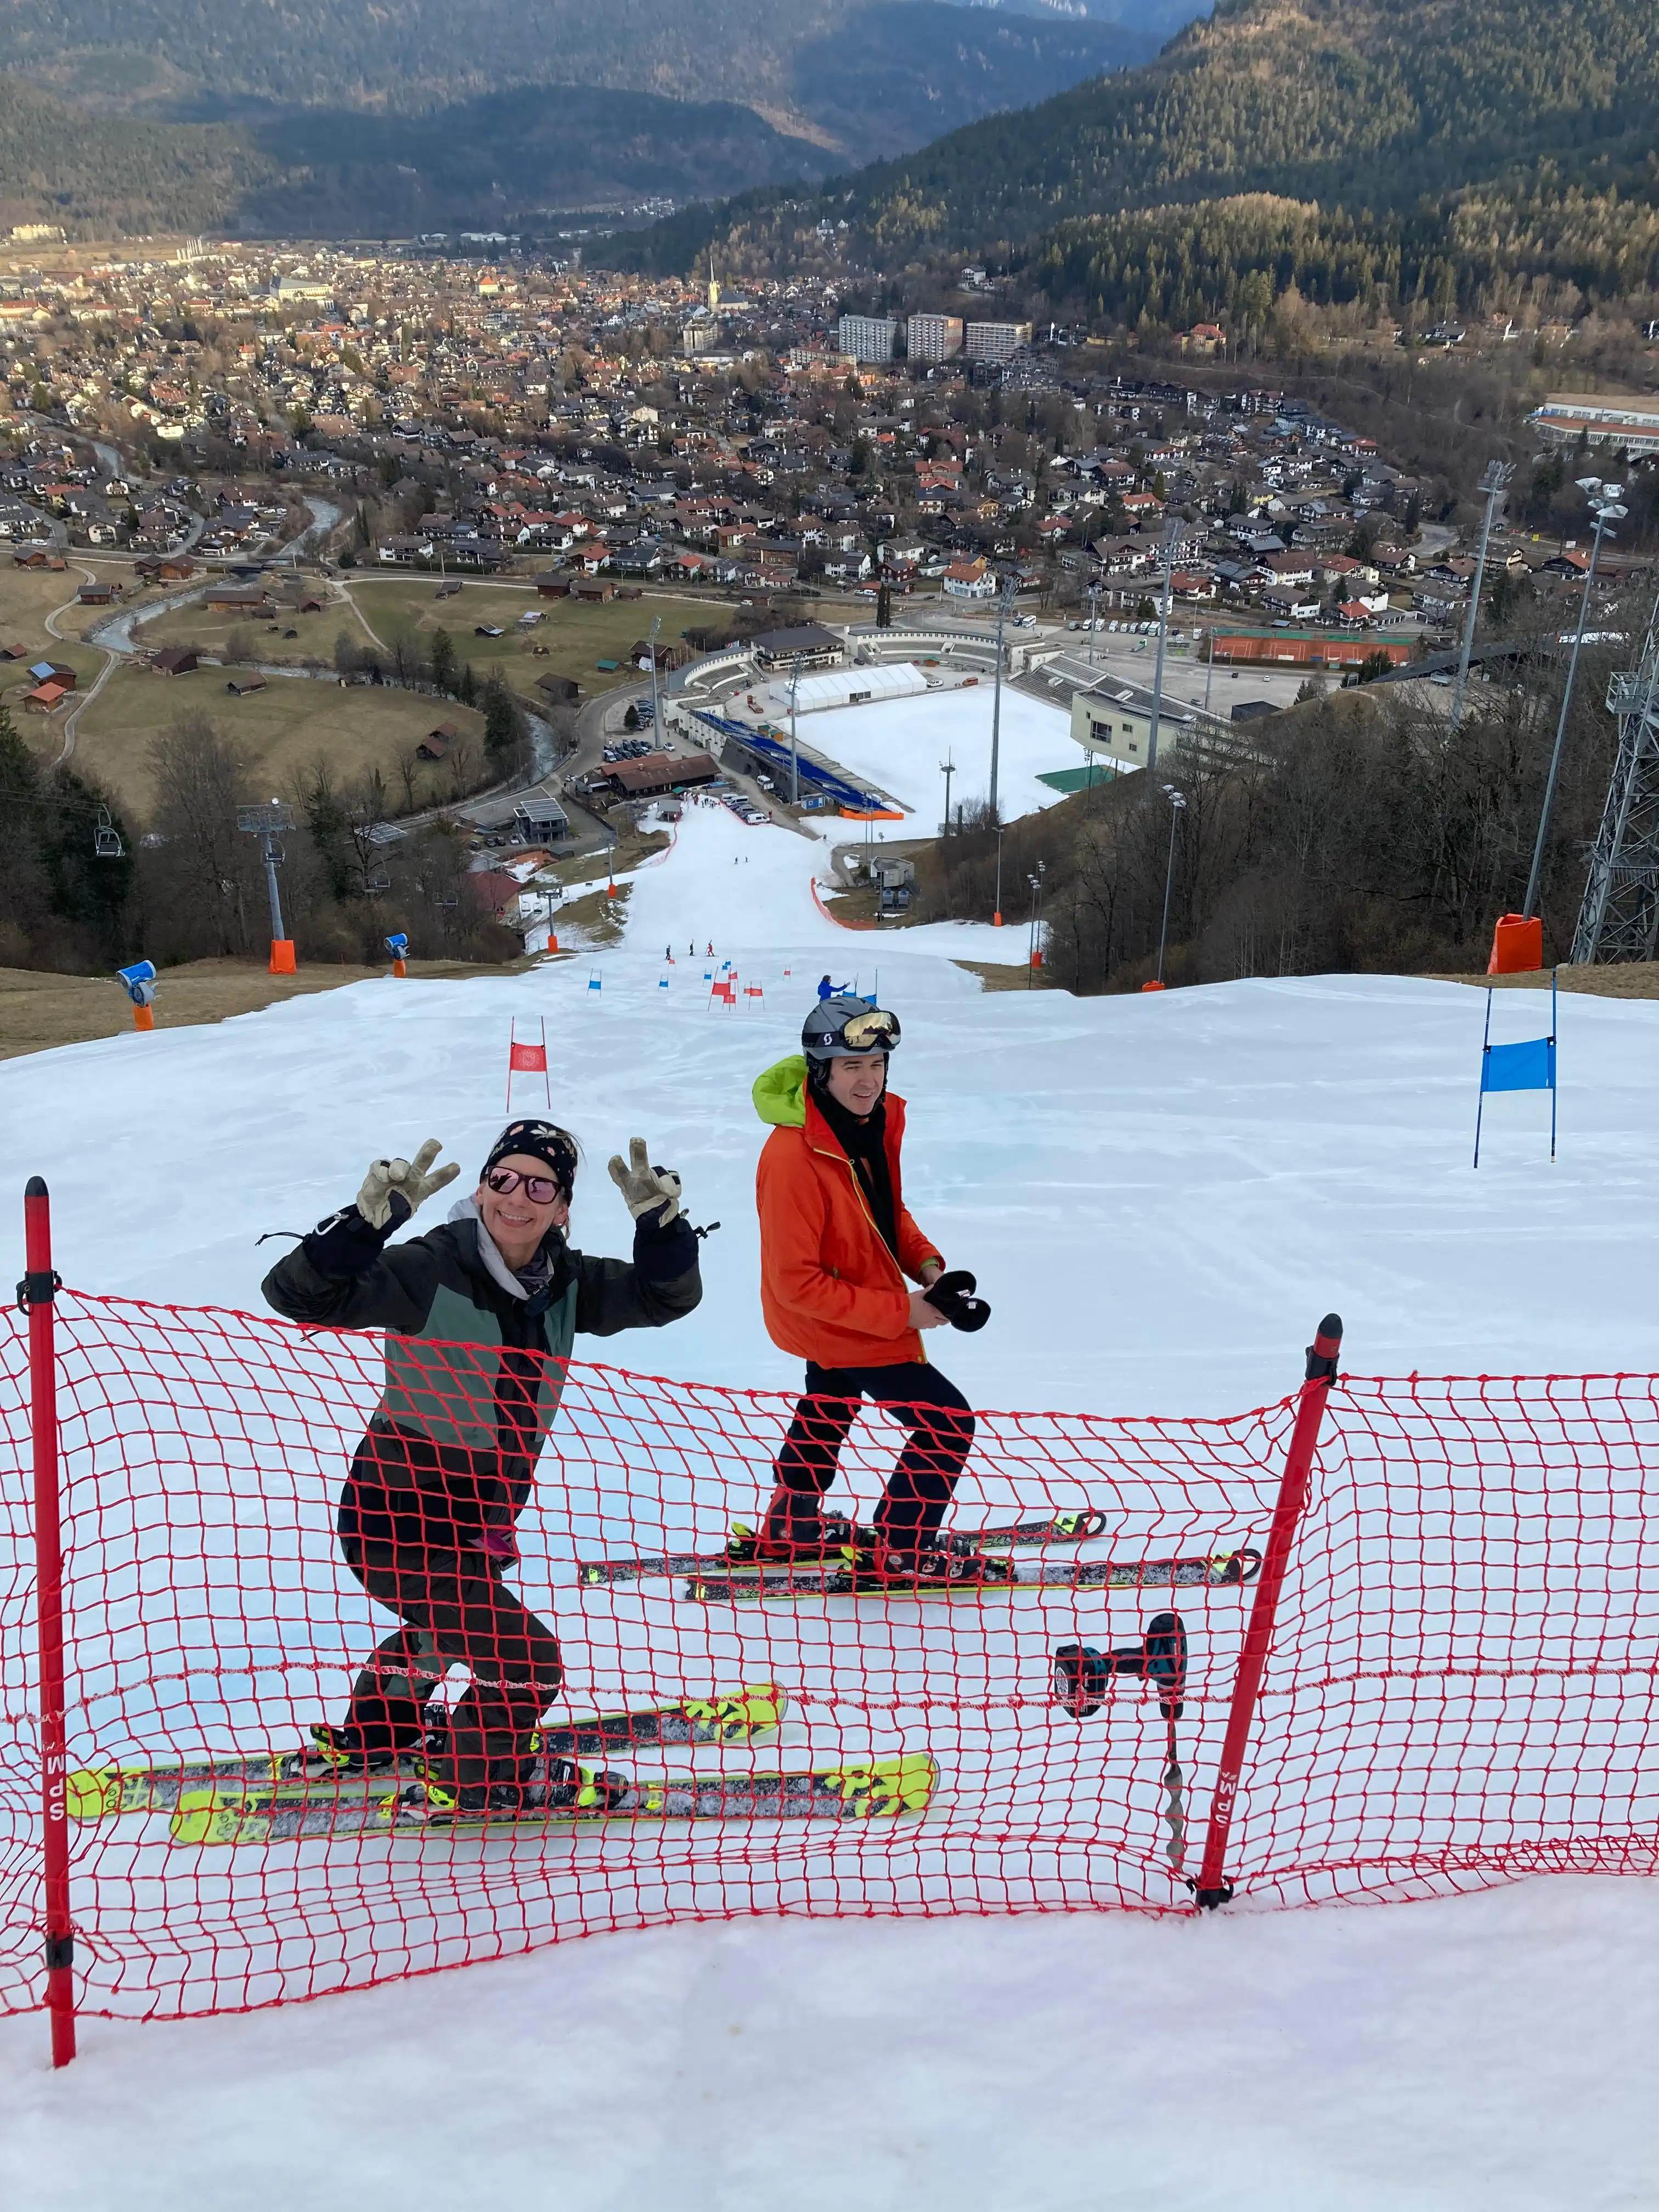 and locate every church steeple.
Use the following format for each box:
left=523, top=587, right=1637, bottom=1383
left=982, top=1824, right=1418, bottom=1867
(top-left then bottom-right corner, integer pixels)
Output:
left=707, top=252, right=720, bottom=312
